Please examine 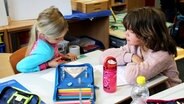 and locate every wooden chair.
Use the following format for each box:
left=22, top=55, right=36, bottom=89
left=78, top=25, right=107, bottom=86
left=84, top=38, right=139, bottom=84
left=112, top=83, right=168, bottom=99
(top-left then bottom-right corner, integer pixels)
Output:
left=175, top=47, right=184, bottom=82
left=9, top=47, right=27, bottom=74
